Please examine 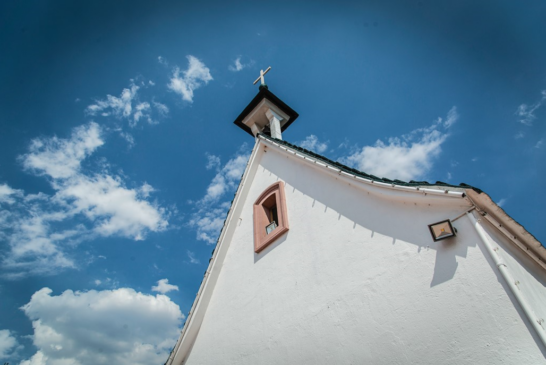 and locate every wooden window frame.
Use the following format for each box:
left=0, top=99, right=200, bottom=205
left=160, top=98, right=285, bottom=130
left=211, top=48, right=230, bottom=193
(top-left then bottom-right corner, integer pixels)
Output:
left=253, top=181, right=289, bottom=253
